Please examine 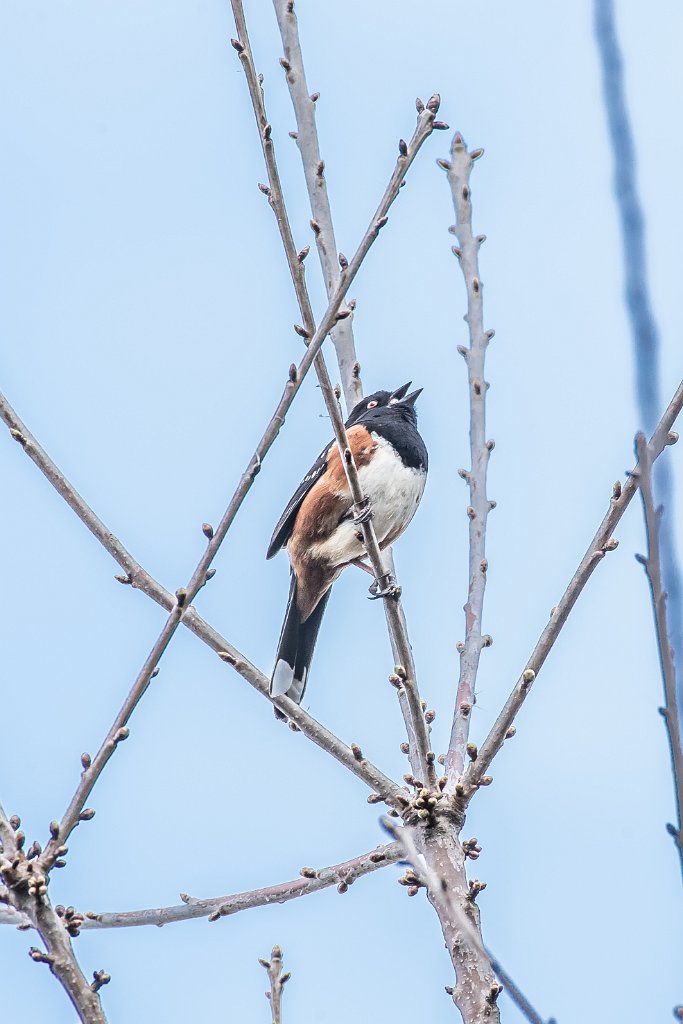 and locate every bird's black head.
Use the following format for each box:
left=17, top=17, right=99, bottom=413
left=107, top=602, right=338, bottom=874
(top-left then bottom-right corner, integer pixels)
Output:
left=345, top=382, right=423, bottom=428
